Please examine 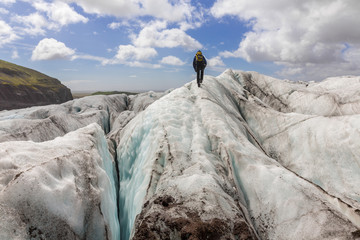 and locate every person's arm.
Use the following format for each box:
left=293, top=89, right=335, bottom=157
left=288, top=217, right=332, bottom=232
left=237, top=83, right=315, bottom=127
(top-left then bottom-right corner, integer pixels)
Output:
left=193, top=57, right=197, bottom=71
